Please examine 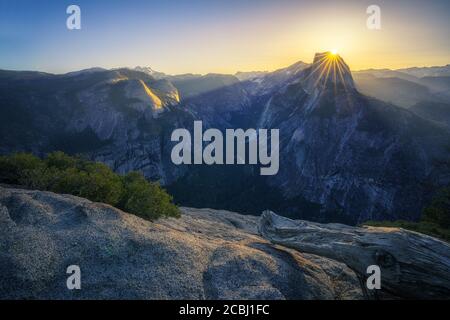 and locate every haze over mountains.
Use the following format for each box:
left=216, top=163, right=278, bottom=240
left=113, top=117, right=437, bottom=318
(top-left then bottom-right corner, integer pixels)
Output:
left=0, top=53, right=449, bottom=224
